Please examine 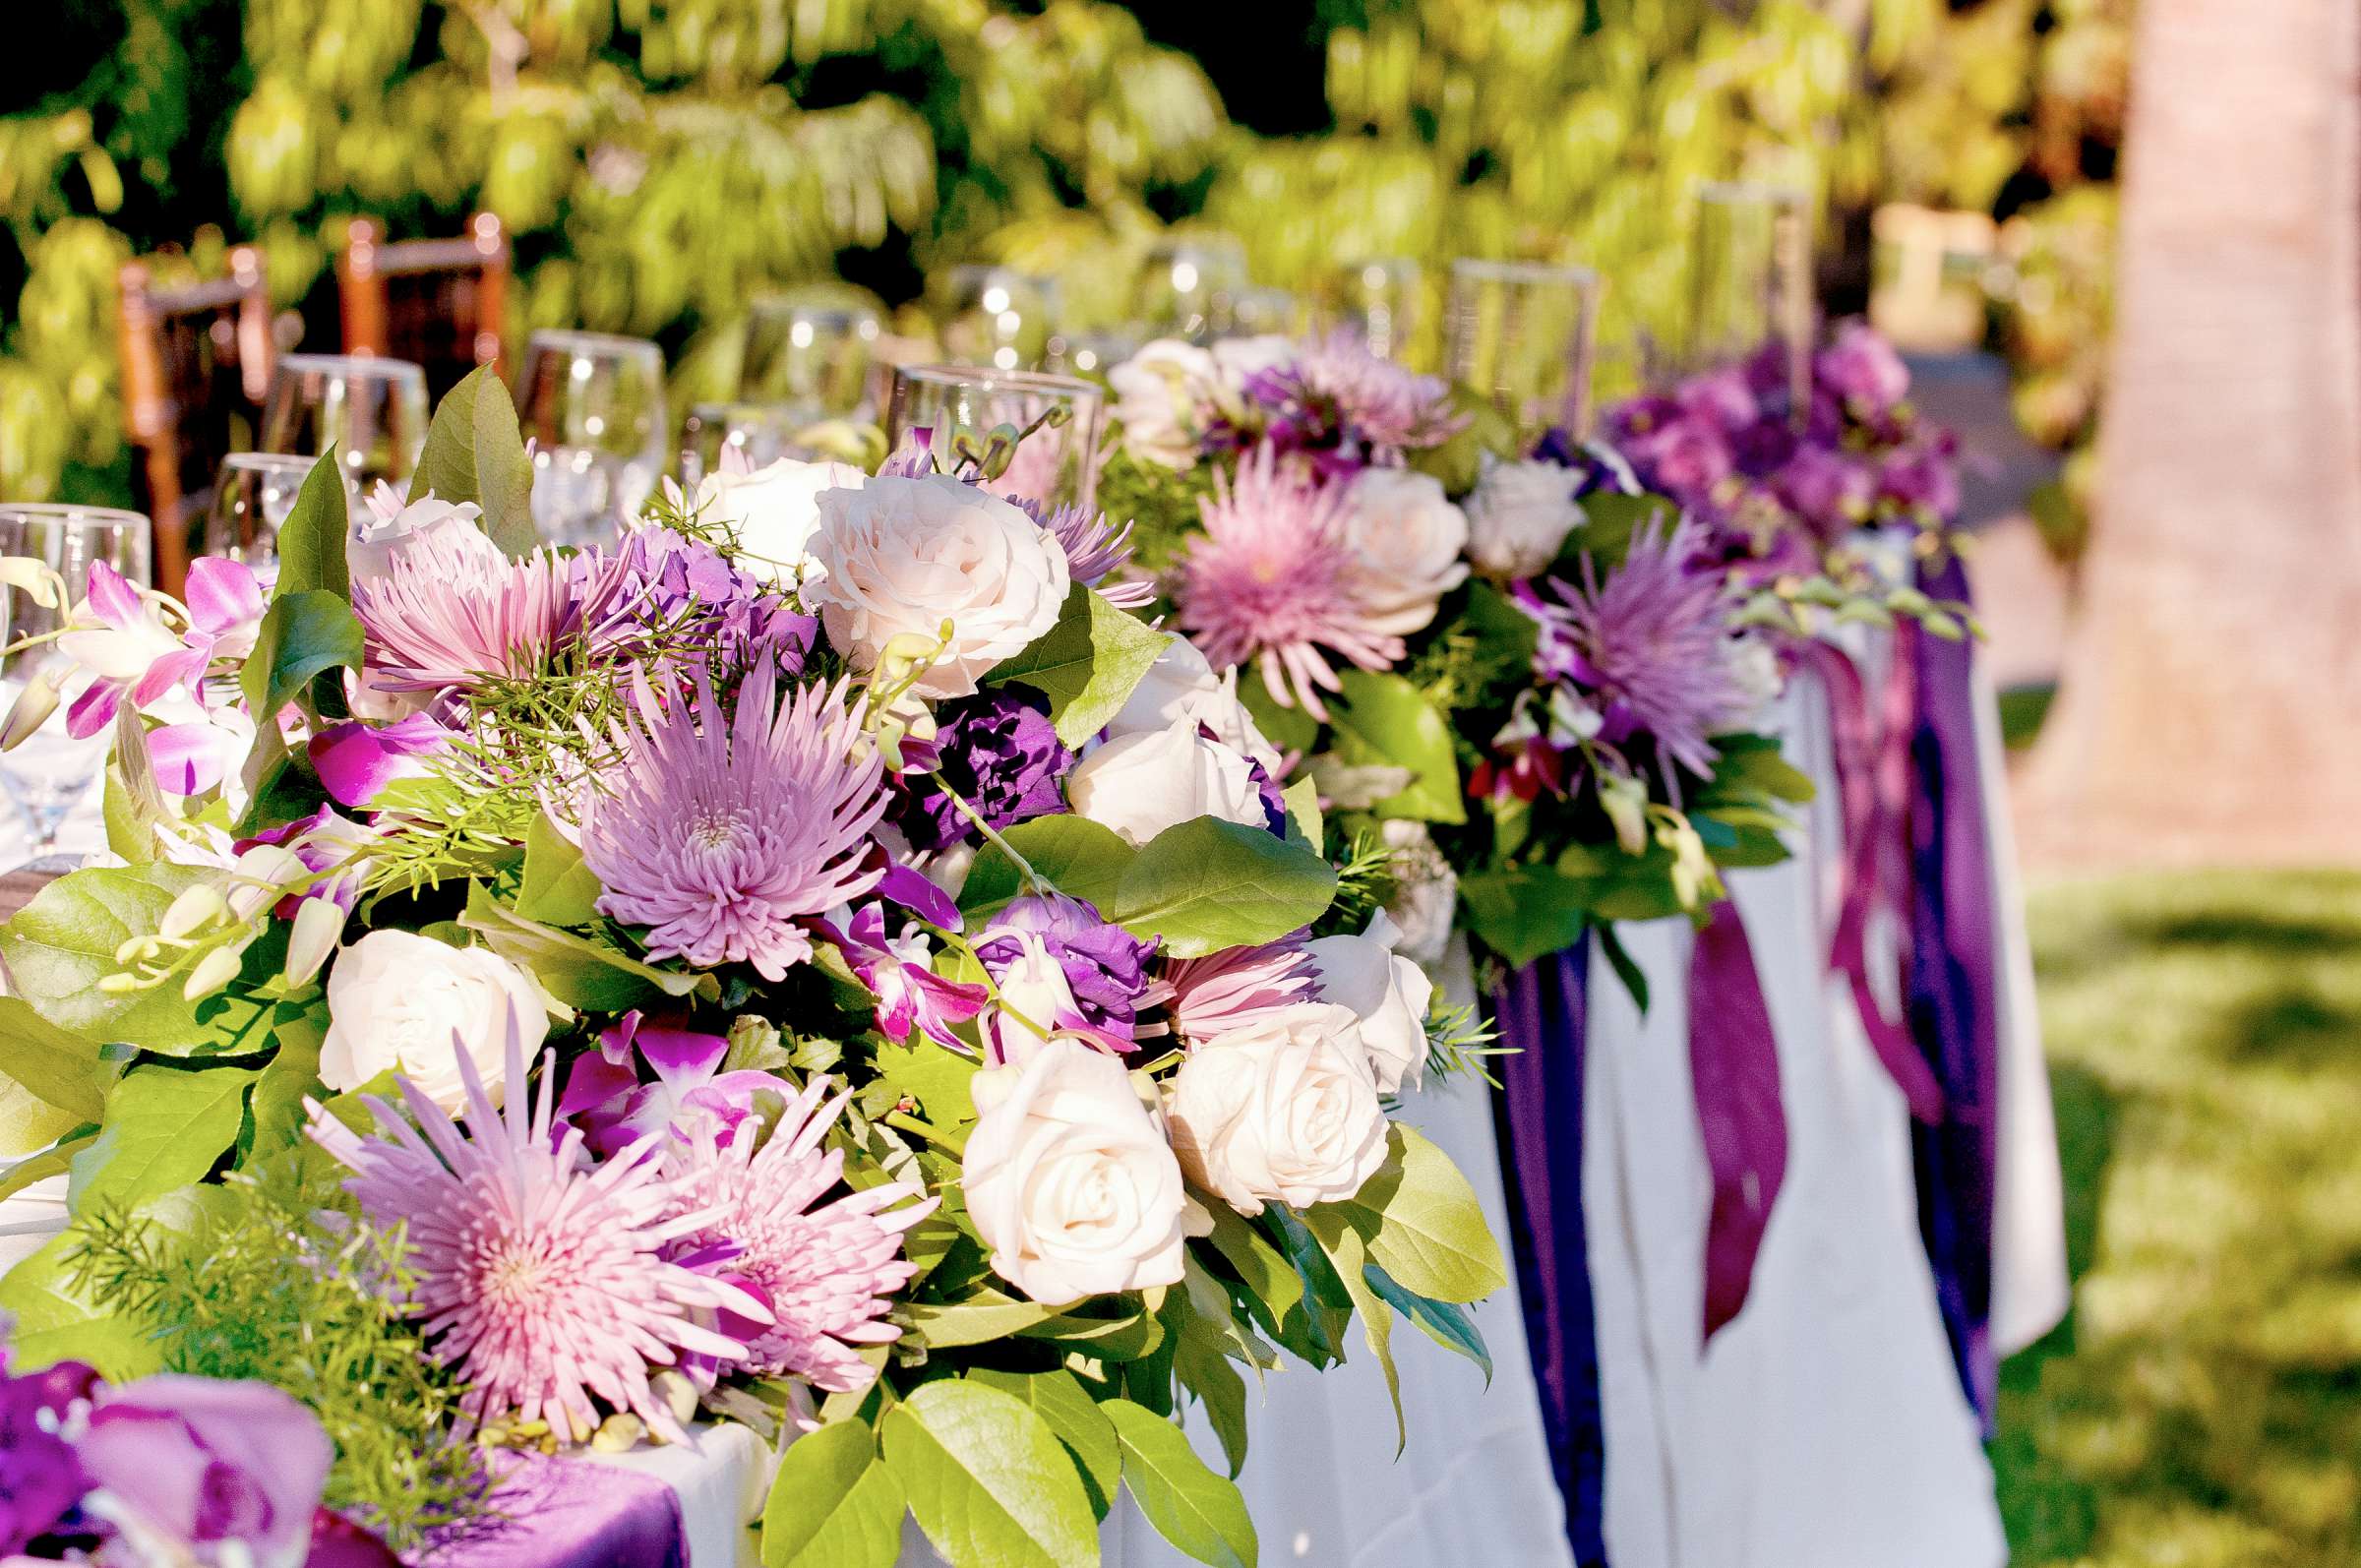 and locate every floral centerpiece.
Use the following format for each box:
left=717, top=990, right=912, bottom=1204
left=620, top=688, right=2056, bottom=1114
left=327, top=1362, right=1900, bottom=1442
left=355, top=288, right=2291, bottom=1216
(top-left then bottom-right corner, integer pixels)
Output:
left=0, top=370, right=1506, bottom=1568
